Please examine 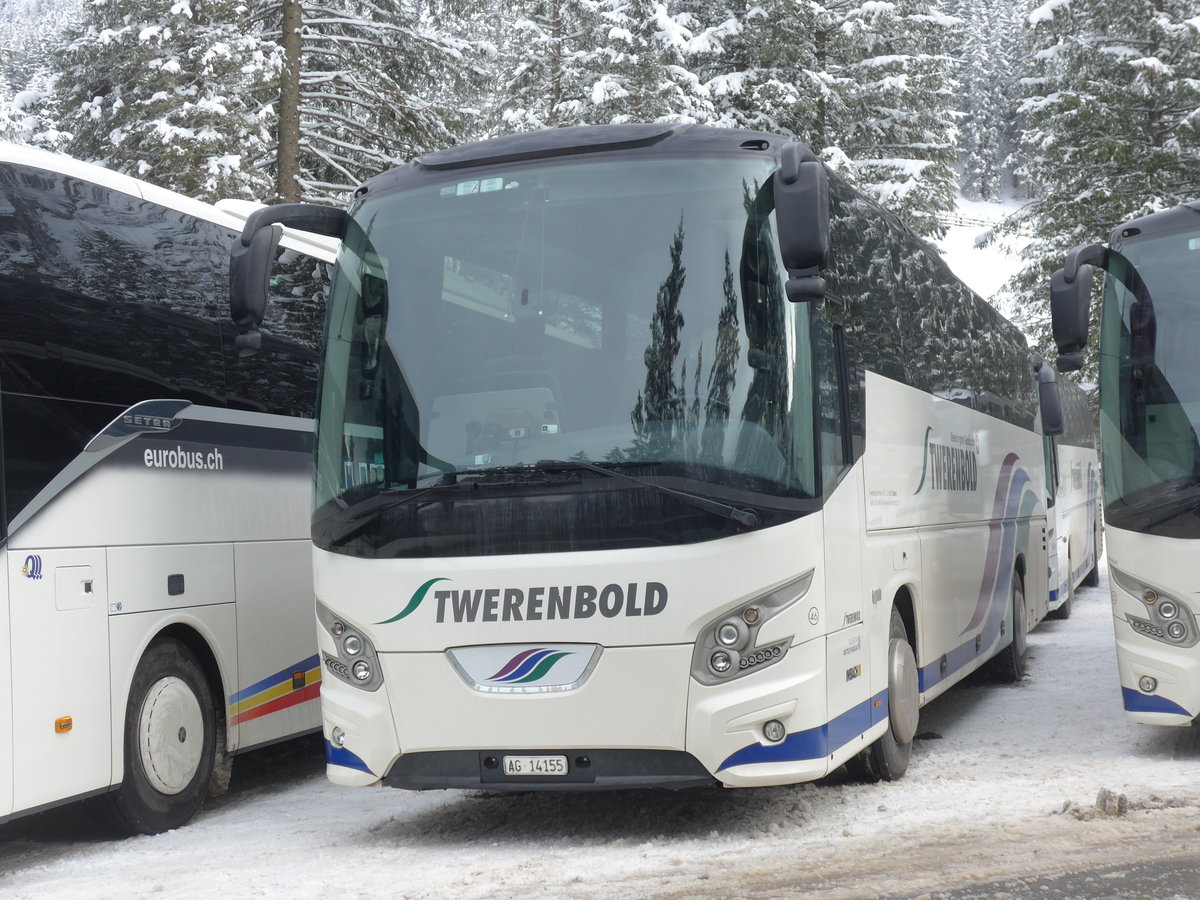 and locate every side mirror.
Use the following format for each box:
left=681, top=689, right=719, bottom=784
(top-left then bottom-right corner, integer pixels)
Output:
left=774, top=142, right=829, bottom=303
left=1037, top=365, right=1064, bottom=436
left=228, top=202, right=349, bottom=356
left=1050, top=264, right=1093, bottom=373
